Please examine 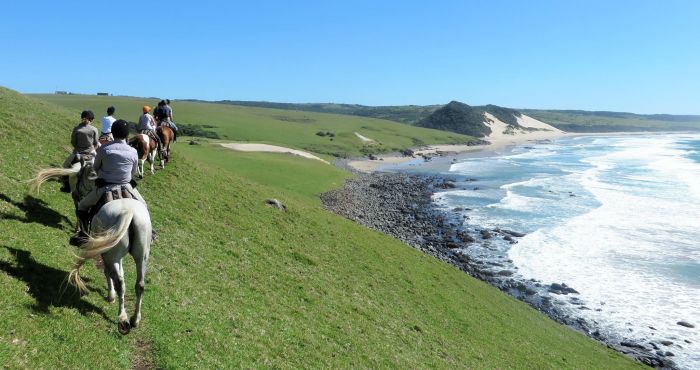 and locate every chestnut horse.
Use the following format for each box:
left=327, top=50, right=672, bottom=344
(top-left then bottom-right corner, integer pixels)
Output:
left=156, top=125, right=174, bottom=168
left=128, top=134, right=159, bottom=177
